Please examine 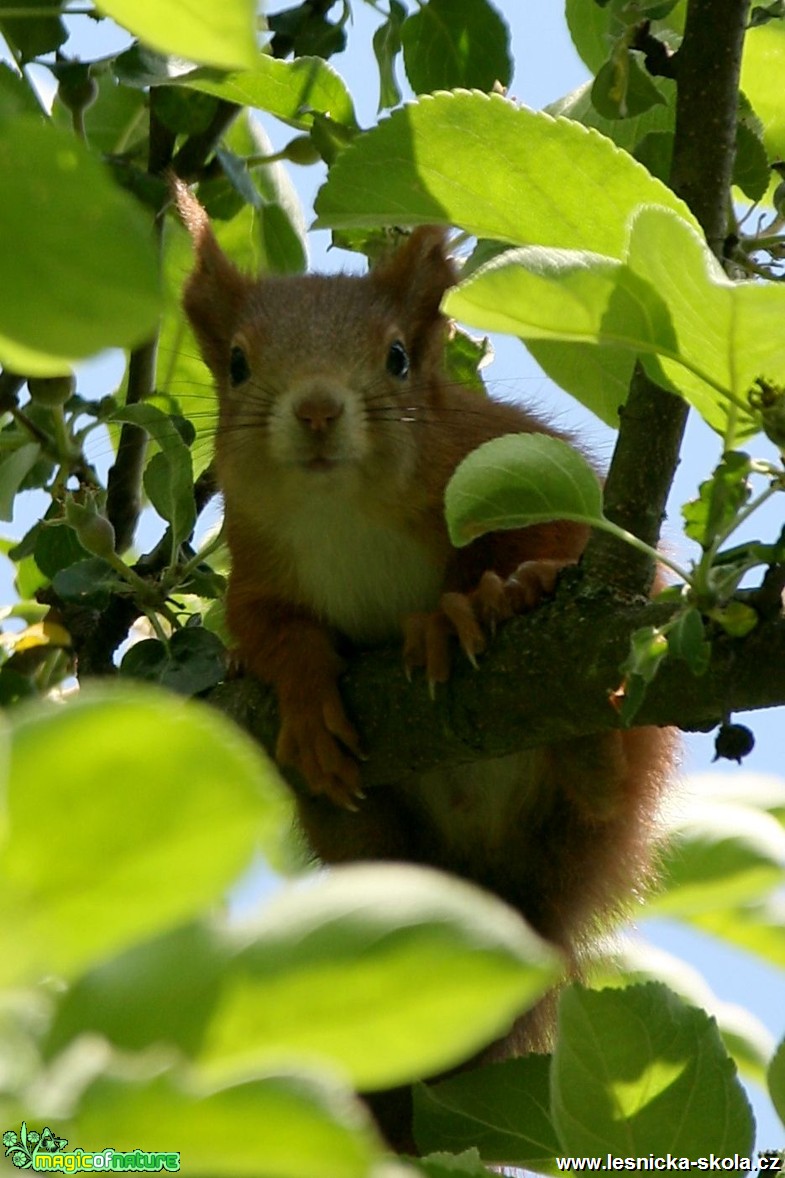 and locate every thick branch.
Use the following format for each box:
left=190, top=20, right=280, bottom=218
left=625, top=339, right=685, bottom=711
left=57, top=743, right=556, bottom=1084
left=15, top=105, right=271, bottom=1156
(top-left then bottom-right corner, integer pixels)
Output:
left=210, top=587, right=784, bottom=792
left=582, top=0, right=749, bottom=596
